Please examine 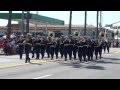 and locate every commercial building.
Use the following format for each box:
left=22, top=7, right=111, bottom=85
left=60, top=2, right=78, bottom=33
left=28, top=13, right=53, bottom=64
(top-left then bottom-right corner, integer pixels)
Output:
left=0, top=13, right=114, bottom=40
